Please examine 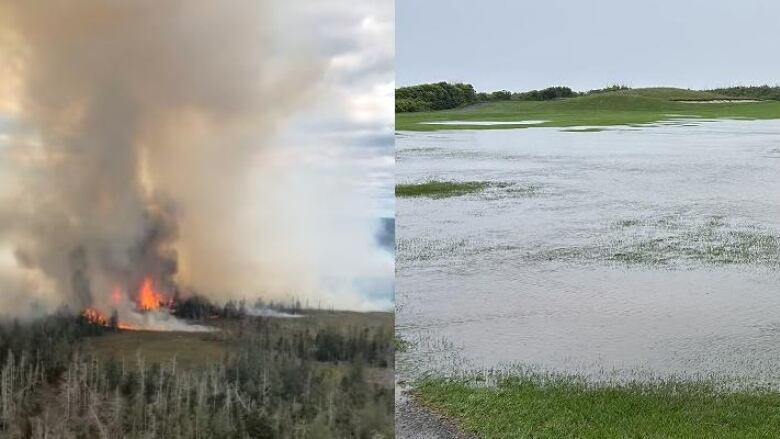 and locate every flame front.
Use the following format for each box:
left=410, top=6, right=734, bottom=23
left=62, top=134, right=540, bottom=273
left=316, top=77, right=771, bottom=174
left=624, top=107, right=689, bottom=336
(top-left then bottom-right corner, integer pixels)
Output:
left=81, top=307, right=139, bottom=331
left=137, top=277, right=163, bottom=311
left=79, top=277, right=168, bottom=331
left=81, top=308, right=107, bottom=326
